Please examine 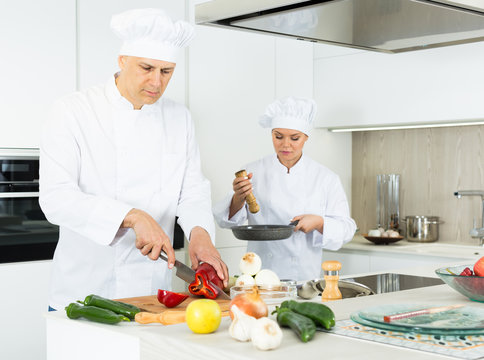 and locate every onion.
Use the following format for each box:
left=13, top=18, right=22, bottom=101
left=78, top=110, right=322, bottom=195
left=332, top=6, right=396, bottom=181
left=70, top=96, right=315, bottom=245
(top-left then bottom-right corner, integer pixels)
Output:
left=235, top=274, right=256, bottom=287
left=229, top=285, right=268, bottom=320
left=239, top=252, right=262, bottom=276
left=368, top=229, right=381, bottom=237
left=254, top=269, right=280, bottom=287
